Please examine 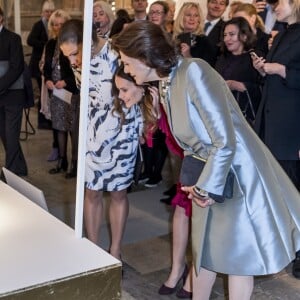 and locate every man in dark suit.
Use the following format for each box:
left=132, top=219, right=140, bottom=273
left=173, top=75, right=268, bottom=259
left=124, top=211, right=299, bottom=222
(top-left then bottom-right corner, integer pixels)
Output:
left=0, top=6, right=28, bottom=177
left=204, top=0, right=229, bottom=66
left=27, top=0, right=54, bottom=129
